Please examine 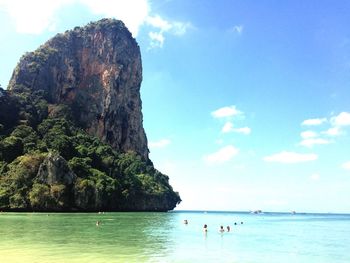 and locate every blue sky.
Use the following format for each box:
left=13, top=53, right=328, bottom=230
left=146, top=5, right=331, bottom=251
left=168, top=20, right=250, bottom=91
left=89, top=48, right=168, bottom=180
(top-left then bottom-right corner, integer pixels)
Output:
left=1, top=0, right=350, bottom=213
